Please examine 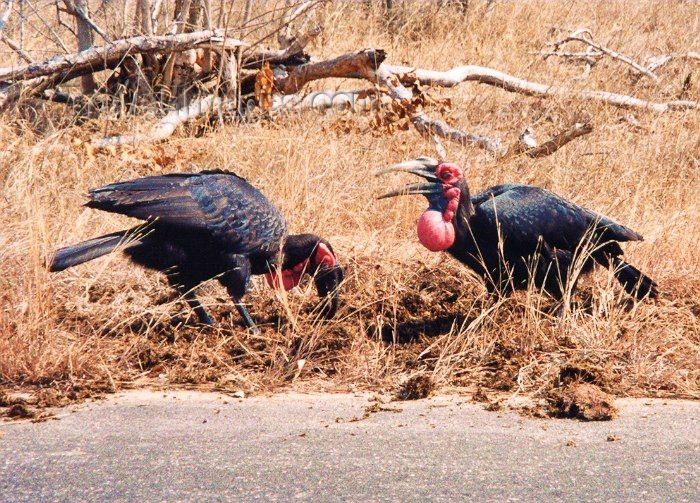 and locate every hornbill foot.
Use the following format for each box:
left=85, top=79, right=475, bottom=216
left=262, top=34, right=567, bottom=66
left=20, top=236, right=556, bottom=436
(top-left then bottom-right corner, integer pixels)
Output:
left=196, top=311, right=215, bottom=326
left=183, top=290, right=215, bottom=326
left=234, top=300, right=260, bottom=335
